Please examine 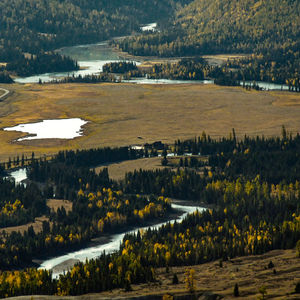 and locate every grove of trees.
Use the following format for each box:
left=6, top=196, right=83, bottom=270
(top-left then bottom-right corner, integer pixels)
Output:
left=0, top=129, right=299, bottom=297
